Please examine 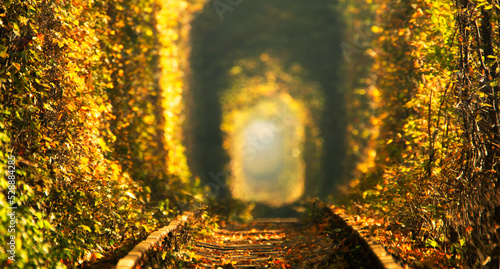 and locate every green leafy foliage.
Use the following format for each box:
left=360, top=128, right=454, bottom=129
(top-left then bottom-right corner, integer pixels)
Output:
left=342, top=0, right=500, bottom=267
left=0, top=0, right=204, bottom=267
